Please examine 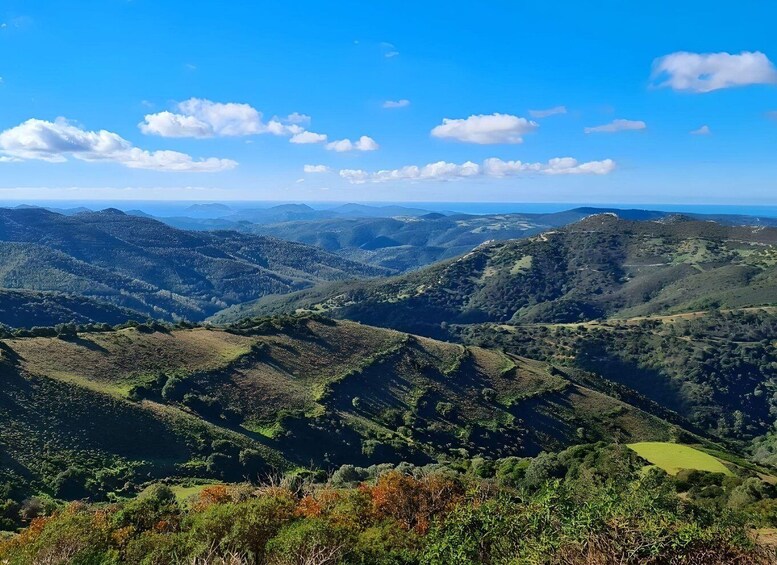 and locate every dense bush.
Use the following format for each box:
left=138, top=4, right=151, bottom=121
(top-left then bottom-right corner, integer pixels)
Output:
left=1, top=444, right=775, bottom=564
